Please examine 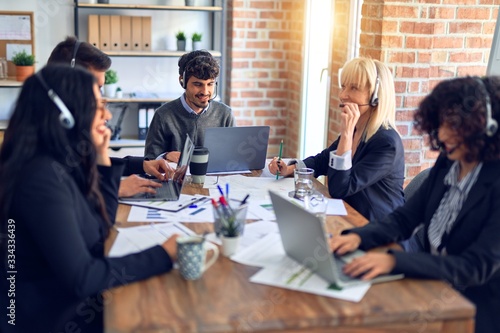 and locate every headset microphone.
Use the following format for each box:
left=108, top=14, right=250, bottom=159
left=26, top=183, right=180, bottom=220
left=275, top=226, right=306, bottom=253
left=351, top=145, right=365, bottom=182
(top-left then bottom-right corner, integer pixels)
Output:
left=339, top=103, right=370, bottom=108
left=474, top=77, right=498, bottom=137
left=35, top=72, right=75, bottom=129
left=70, top=40, right=81, bottom=68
